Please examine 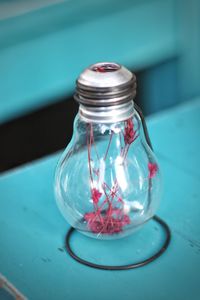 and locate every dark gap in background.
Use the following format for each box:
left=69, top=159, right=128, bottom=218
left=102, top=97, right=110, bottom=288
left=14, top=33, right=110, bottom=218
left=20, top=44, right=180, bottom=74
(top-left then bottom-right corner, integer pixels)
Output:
left=0, top=96, right=78, bottom=173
